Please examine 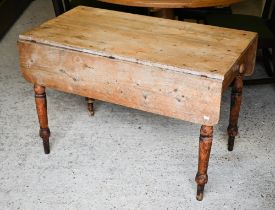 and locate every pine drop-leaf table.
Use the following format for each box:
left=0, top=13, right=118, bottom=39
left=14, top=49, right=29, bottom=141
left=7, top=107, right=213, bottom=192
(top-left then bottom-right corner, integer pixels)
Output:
left=17, top=6, right=257, bottom=201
